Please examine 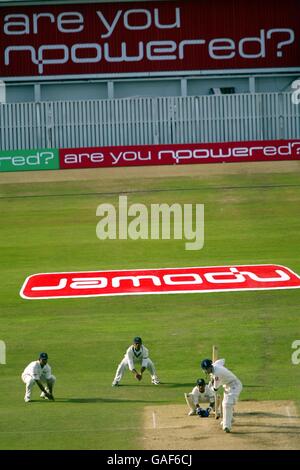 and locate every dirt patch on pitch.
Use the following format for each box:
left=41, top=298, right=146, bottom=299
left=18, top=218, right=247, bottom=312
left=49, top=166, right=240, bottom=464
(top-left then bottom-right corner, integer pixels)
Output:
left=142, top=401, right=300, bottom=450
left=1, top=161, right=300, bottom=184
